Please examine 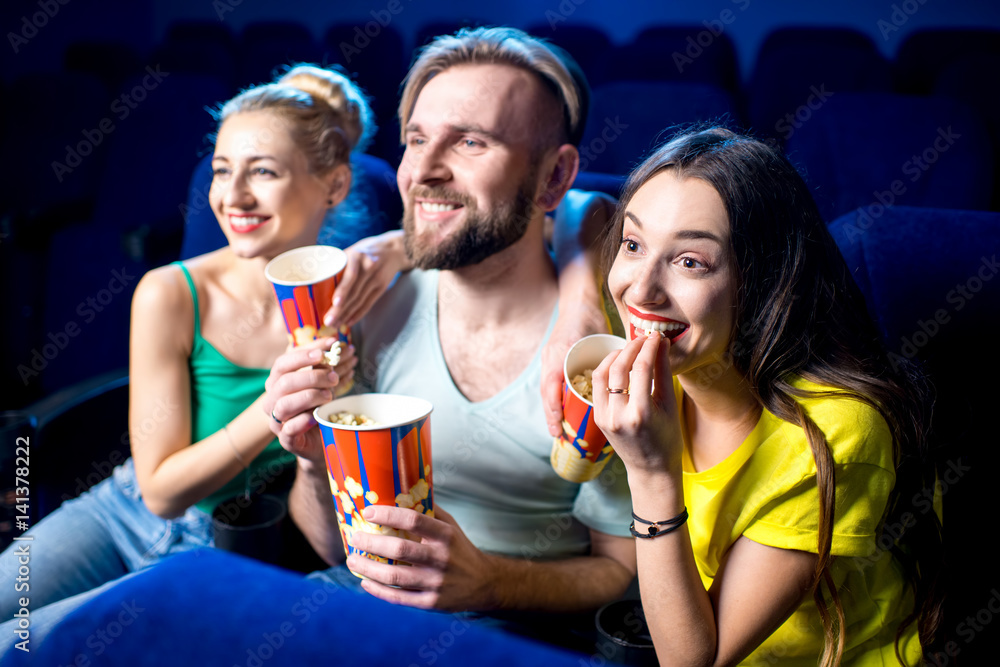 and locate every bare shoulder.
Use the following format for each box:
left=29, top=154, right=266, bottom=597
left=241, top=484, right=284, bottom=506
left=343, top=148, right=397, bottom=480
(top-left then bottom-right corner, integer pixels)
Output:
left=133, top=263, right=192, bottom=314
